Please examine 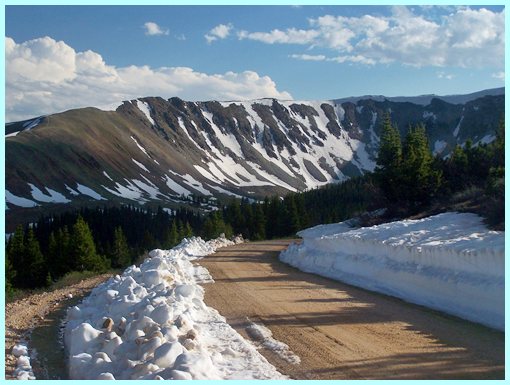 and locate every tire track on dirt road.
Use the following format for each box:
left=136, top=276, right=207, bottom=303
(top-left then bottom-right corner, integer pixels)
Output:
left=200, top=240, right=504, bottom=380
